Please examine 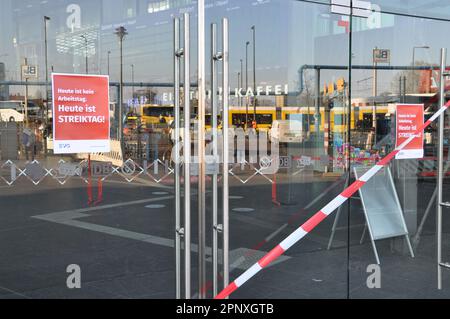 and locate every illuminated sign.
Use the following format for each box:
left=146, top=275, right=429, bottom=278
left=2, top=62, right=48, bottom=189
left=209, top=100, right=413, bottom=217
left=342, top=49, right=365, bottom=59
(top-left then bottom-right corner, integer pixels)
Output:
left=156, top=84, right=289, bottom=103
